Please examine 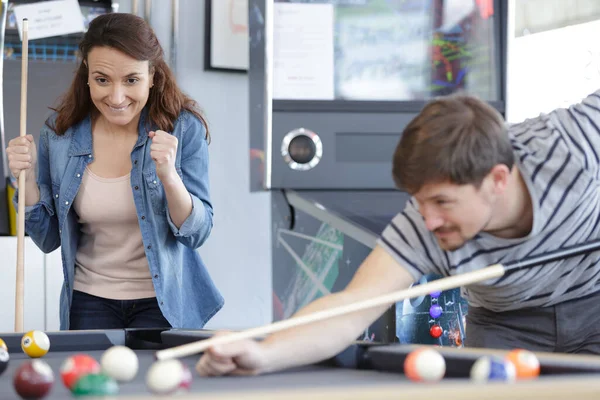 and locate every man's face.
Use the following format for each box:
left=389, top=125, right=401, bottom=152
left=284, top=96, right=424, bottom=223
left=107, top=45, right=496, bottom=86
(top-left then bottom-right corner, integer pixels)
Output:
left=414, top=178, right=498, bottom=251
